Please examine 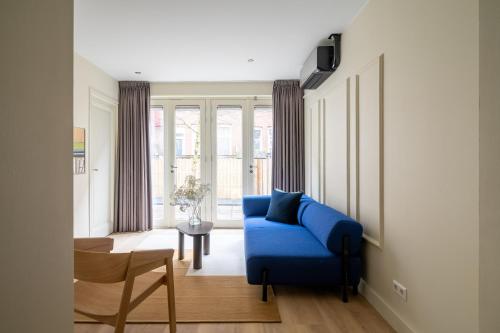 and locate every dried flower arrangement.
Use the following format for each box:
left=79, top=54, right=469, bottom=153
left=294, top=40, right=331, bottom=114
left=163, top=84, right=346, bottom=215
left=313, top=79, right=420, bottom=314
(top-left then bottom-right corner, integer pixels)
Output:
left=170, top=175, right=210, bottom=226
